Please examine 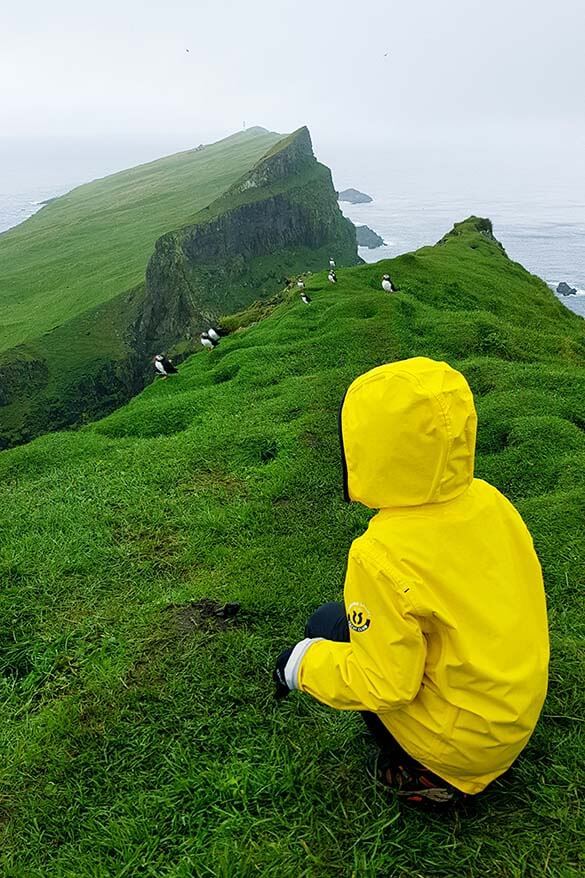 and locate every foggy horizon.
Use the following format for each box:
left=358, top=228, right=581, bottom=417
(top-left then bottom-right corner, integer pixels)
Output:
left=1, top=0, right=584, bottom=300
left=2, top=0, right=584, bottom=151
